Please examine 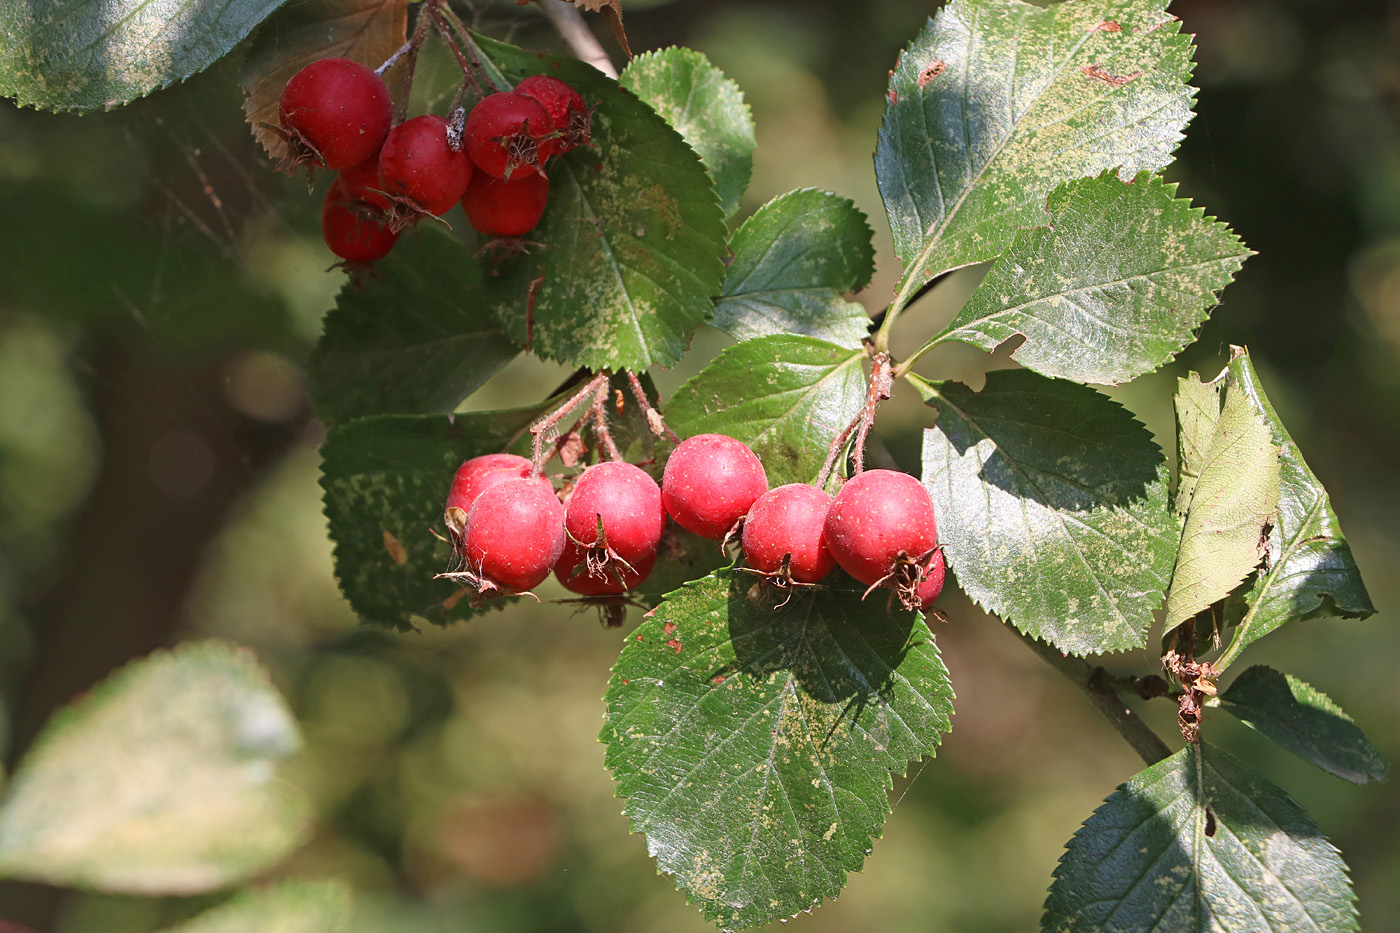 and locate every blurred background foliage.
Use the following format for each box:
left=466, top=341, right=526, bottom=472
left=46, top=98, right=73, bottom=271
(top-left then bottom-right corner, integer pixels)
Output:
left=0, top=0, right=1396, bottom=930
